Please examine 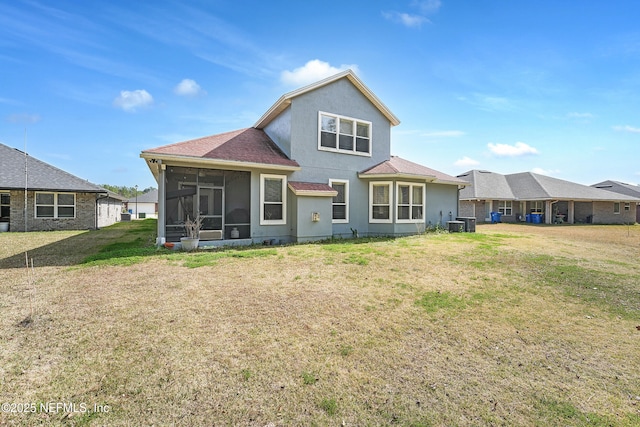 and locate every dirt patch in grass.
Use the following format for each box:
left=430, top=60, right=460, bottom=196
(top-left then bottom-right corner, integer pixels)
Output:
left=1, top=223, right=639, bottom=426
